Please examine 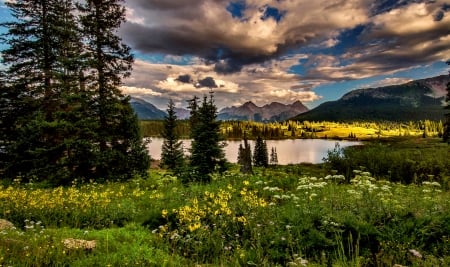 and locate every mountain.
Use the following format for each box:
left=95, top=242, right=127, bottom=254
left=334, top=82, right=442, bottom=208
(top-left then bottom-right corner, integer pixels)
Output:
left=218, top=100, right=309, bottom=122
left=130, top=97, right=166, bottom=120
left=293, top=75, right=449, bottom=122
left=130, top=97, right=190, bottom=120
